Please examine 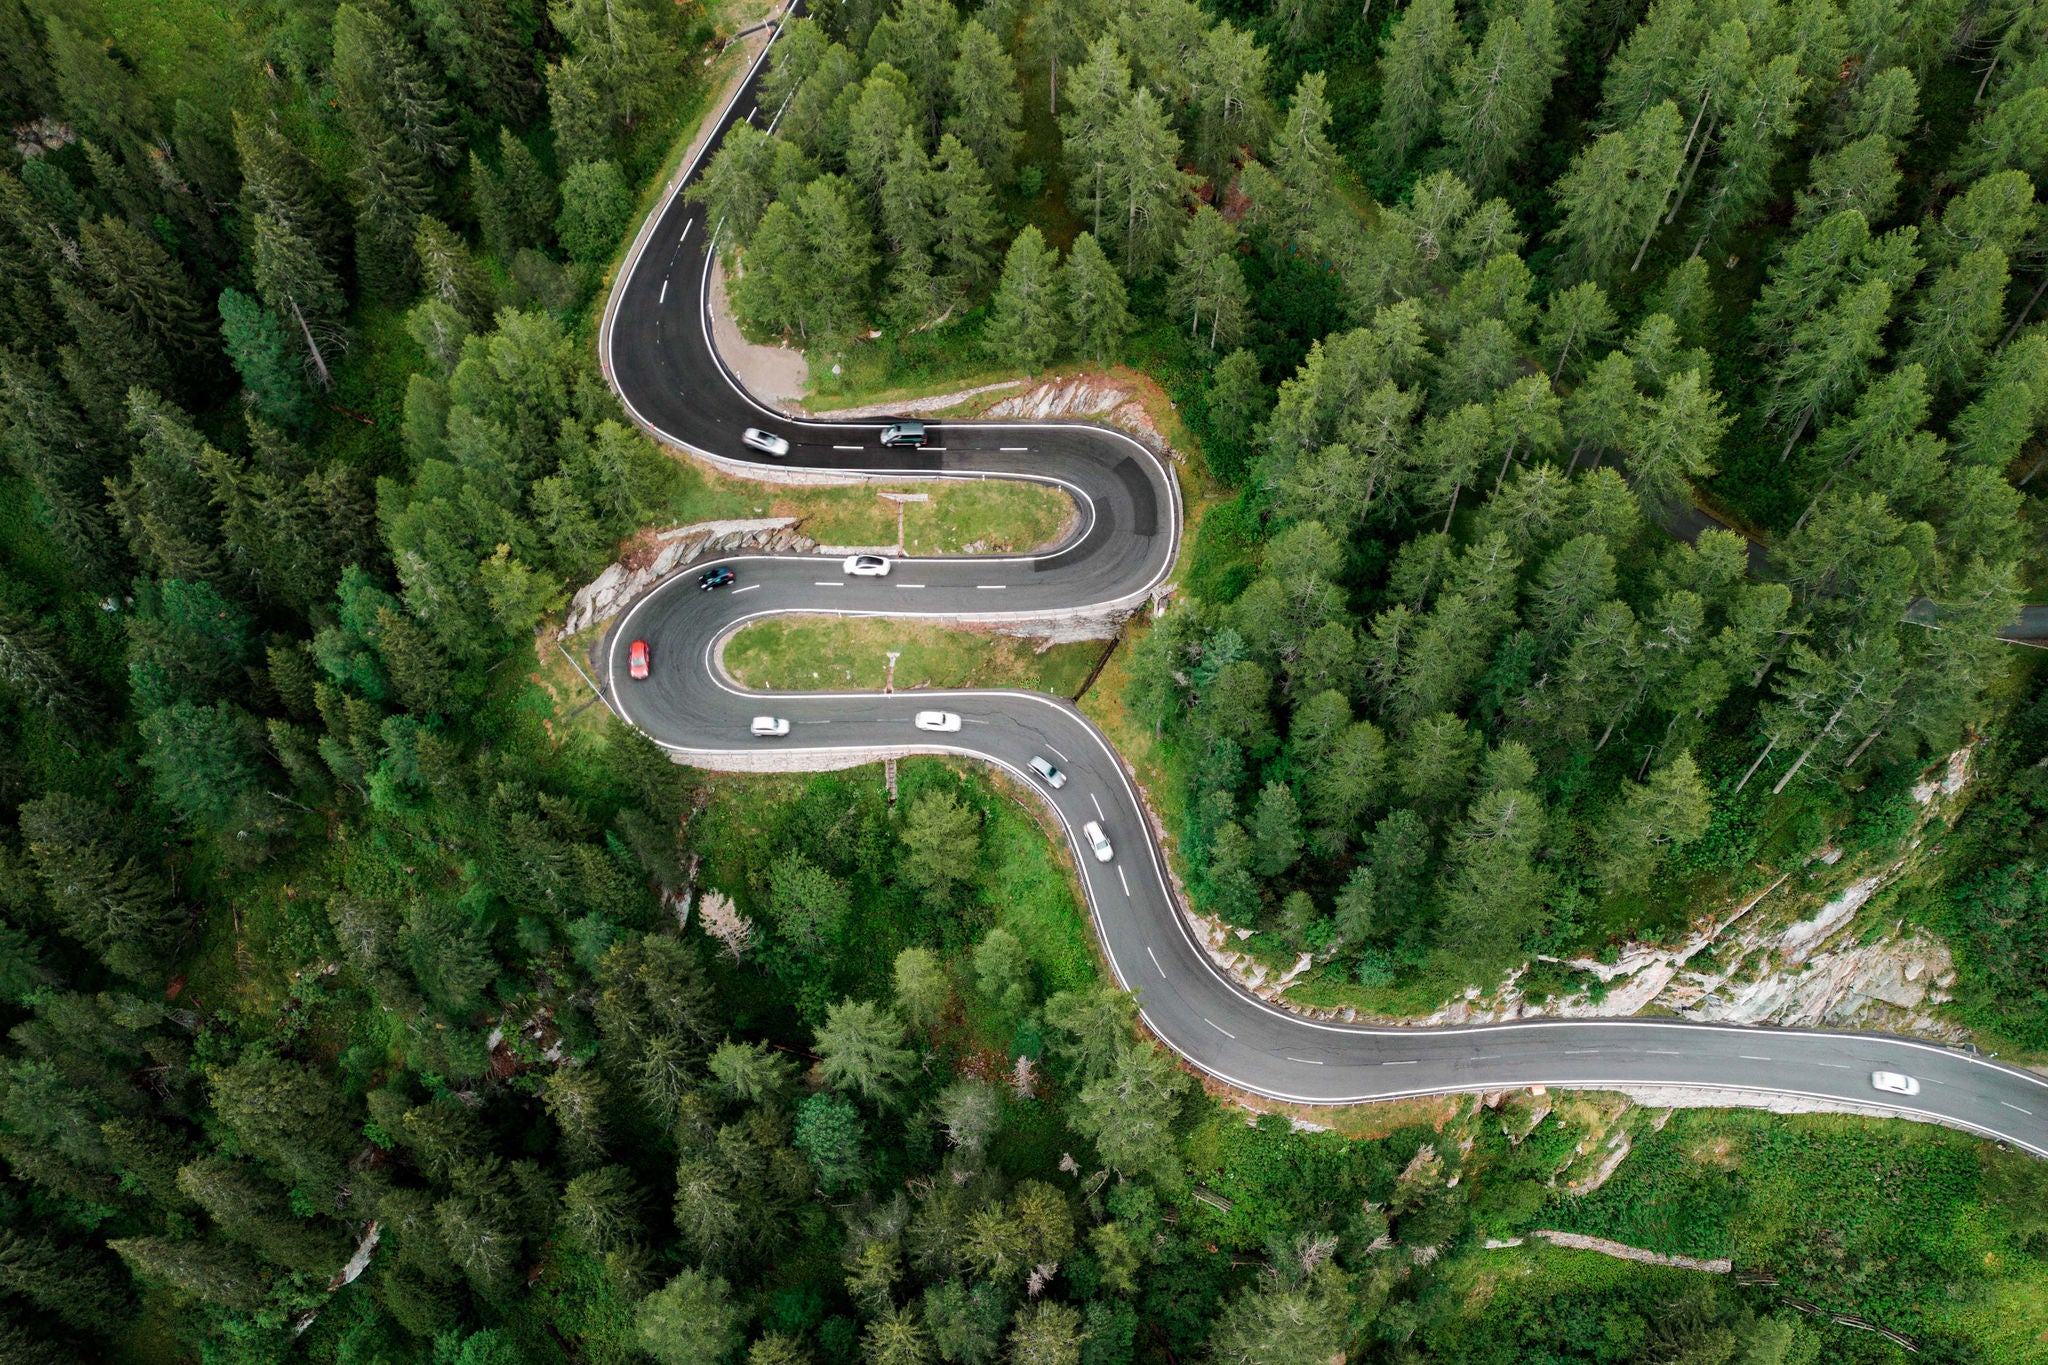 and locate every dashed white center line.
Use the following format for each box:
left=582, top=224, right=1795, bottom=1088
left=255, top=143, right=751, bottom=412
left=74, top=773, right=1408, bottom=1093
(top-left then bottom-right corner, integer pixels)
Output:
left=1815, top=1061, right=1850, bottom=1069
left=1204, top=1018, right=1235, bottom=1039
left=1147, top=946, right=1165, bottom=977
left=833, top=444, right=863, bottom=451
left=659, top=277, right=668, bottom=302
left=1000, top=446, right=1029, bottom=451
left=977, top=584, right=1007, bottom=589
left=897, top=583, right=926, bottom=590
left=2003, top=1102, right=2034, bottom=1114
left=1469, top=1055, right=1499, bottom=1062
left=812, top=581, right=844, bottom=588
left=1382, top=1060, right=1416, bottom=1067
left=1090, top=793, right=1104, bottom=818
left=1046, top=744, right=1068, bottom=761
left=1565, top=1049, right=1600, bottom=1055
left=1646, top=1049, right=1681, bottom=1055
left=731, top=584, right=760, bottom=594
left=746, top=105, right=757, bottom=121
left=1117, top=866, right=1130, bottom=896
left=1287, top=1057, right=1324, bottom=1065
left=1740, top=1055, right=1772, bottom=1062
left=678, top=221, right=692, bottom=244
